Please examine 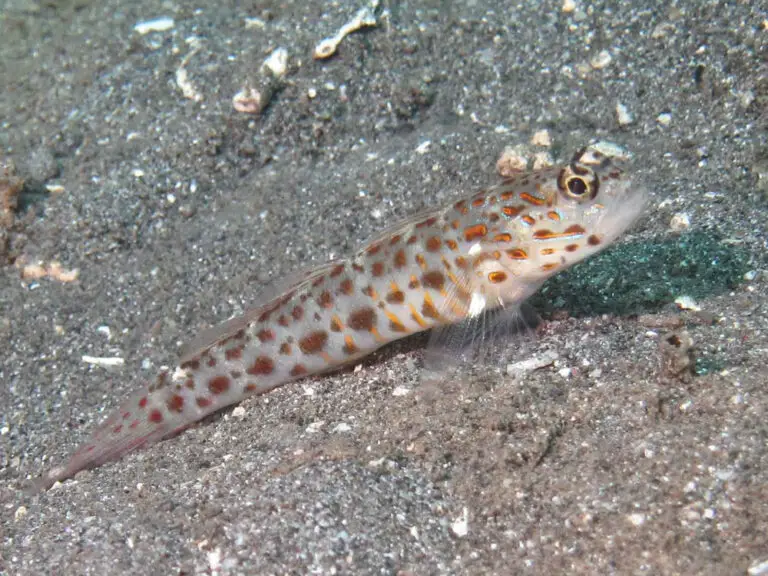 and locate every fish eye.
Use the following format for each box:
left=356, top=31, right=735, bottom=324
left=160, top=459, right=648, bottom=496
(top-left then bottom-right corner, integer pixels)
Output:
left=558, top=164, right=599, bottom=201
